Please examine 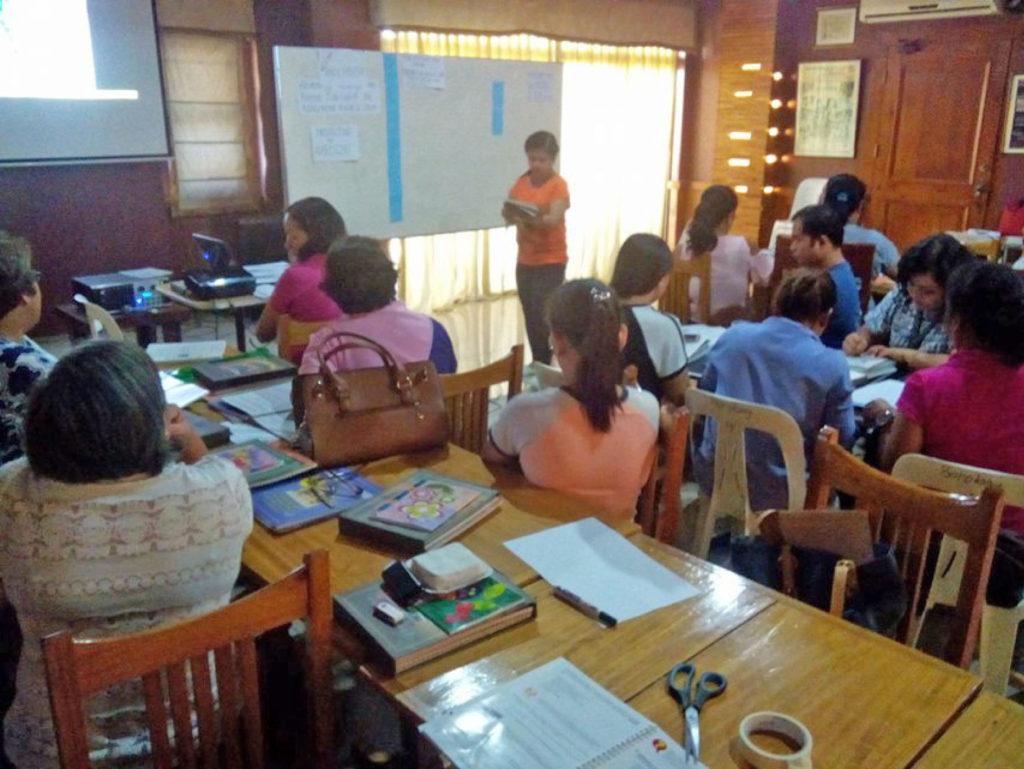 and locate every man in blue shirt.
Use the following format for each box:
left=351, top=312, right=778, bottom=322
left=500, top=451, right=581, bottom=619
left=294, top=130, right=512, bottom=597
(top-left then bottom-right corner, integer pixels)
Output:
left=790, top=204, right=861, bottom=348
left=694, top=269, right=856, bottom=511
